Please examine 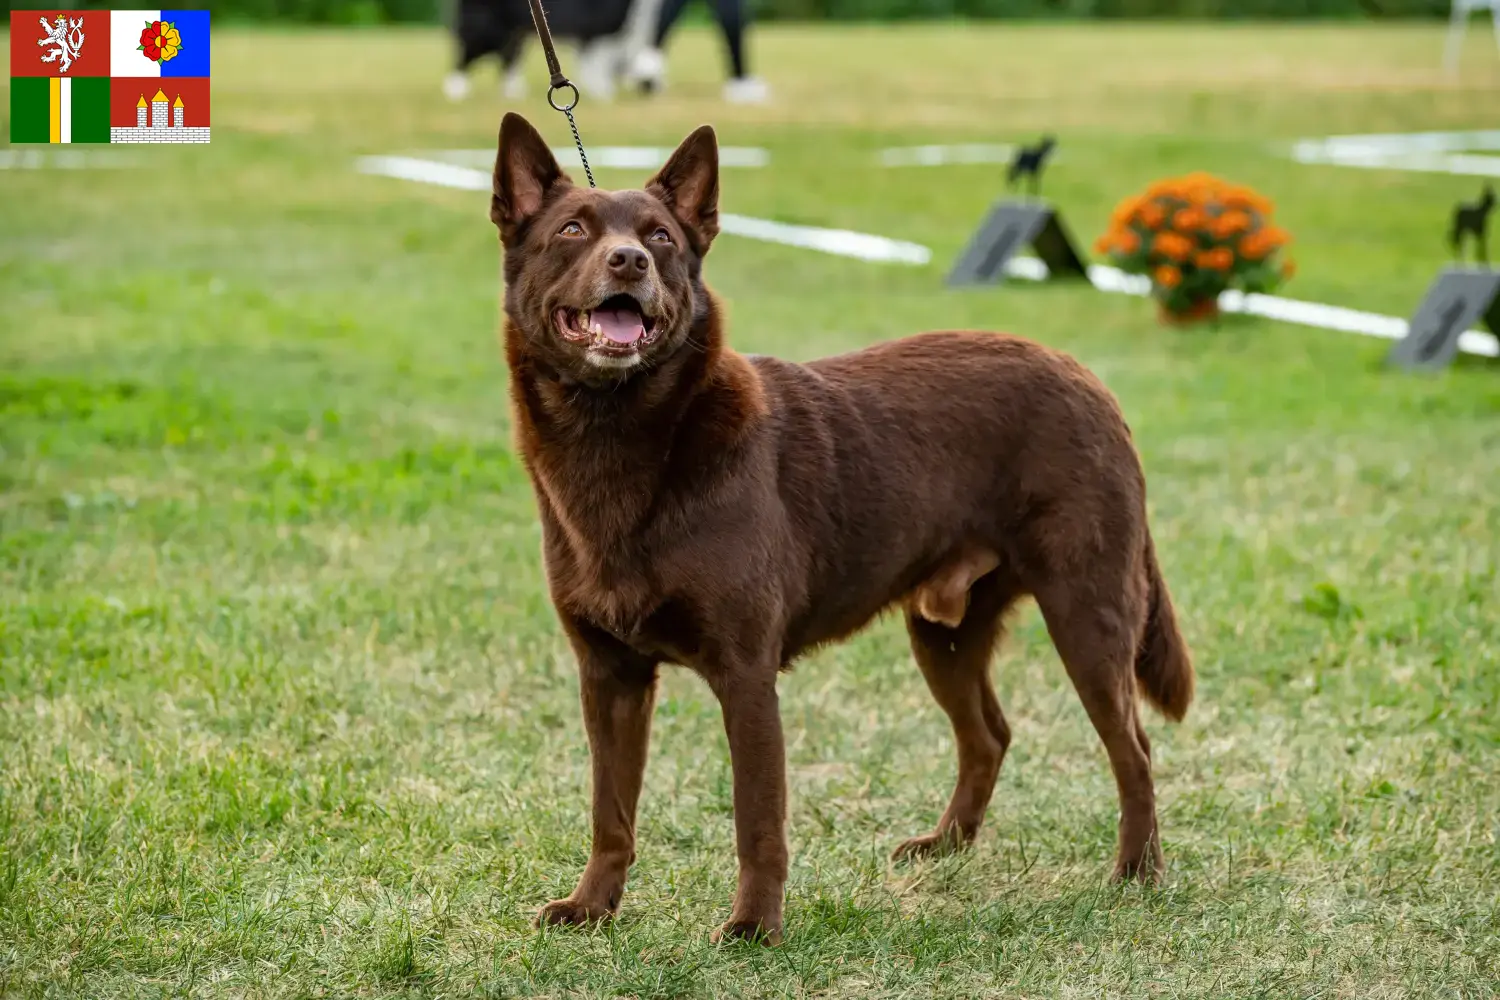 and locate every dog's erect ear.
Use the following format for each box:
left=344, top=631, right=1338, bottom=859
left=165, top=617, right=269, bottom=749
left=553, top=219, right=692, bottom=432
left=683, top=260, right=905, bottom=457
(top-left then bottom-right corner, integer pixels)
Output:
left=493, top=112, right=569, bottom=241
left=646, top=125, right=719, bottom=251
